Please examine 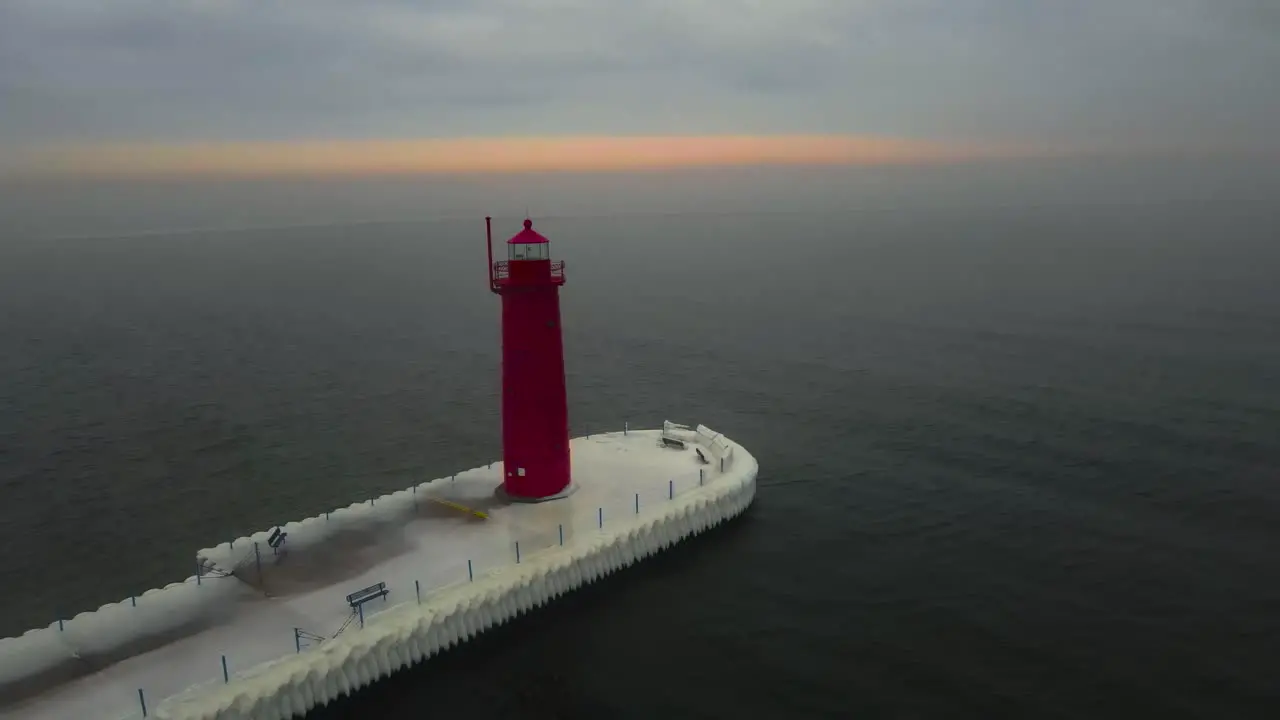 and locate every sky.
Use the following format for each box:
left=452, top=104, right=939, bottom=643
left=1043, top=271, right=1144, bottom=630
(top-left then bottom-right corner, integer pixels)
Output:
left=0, top=0, right=1276, bottom=177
